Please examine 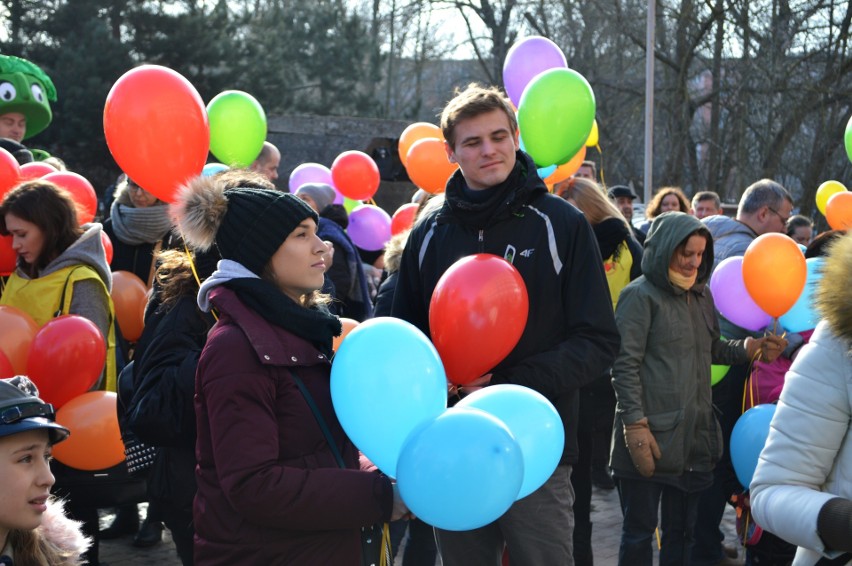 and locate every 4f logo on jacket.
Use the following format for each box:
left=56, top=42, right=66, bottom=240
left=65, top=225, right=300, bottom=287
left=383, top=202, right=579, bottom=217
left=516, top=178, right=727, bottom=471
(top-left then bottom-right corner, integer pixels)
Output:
left=504, top=244, right=534, bottom=264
